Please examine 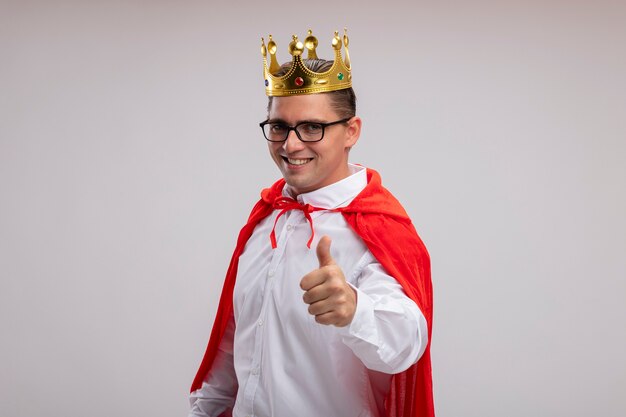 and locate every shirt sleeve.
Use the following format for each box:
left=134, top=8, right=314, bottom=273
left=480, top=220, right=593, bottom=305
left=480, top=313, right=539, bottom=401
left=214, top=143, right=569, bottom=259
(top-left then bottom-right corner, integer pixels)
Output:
left=338, top=252, right=428, bottom=374
left=188, top=312, right=238, bottom=417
